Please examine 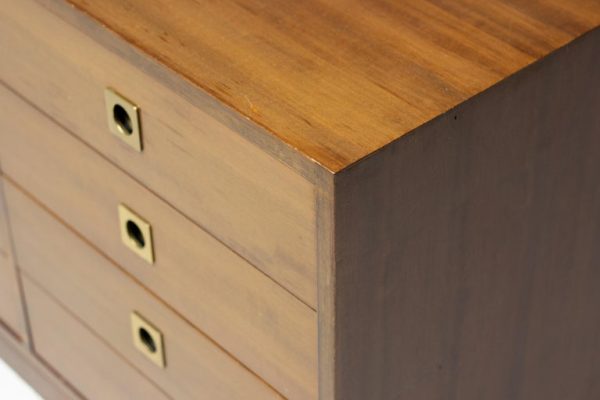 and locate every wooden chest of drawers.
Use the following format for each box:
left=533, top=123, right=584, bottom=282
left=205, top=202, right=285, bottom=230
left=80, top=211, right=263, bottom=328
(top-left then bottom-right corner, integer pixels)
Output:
left=0, top=1, right=598, bottom=399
